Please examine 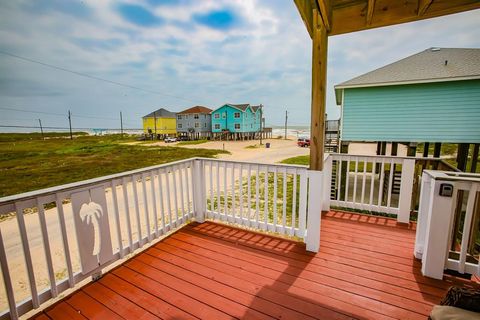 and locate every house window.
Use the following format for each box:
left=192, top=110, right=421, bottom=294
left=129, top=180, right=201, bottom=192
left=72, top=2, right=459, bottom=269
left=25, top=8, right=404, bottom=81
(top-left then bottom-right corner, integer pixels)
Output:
left=222, top=112, right=226, bottom=119
left=235, top=124, right=240, bottom=130
left=178, top=123, right=183, bottom=128
left=204, top=123, right=207, bottom=128
left=177, top=115, right=182, bottom=120
left=214, top=113, right=220, bottom=119
left=251, top=124, right=253, bottom=128
left=194, top=114, right=199, bottom=119
left=214, top=124, right=220, bottom=130
left=195, top=122, right=199, bottom=128
left=234, top=112, right=240, bottom=118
